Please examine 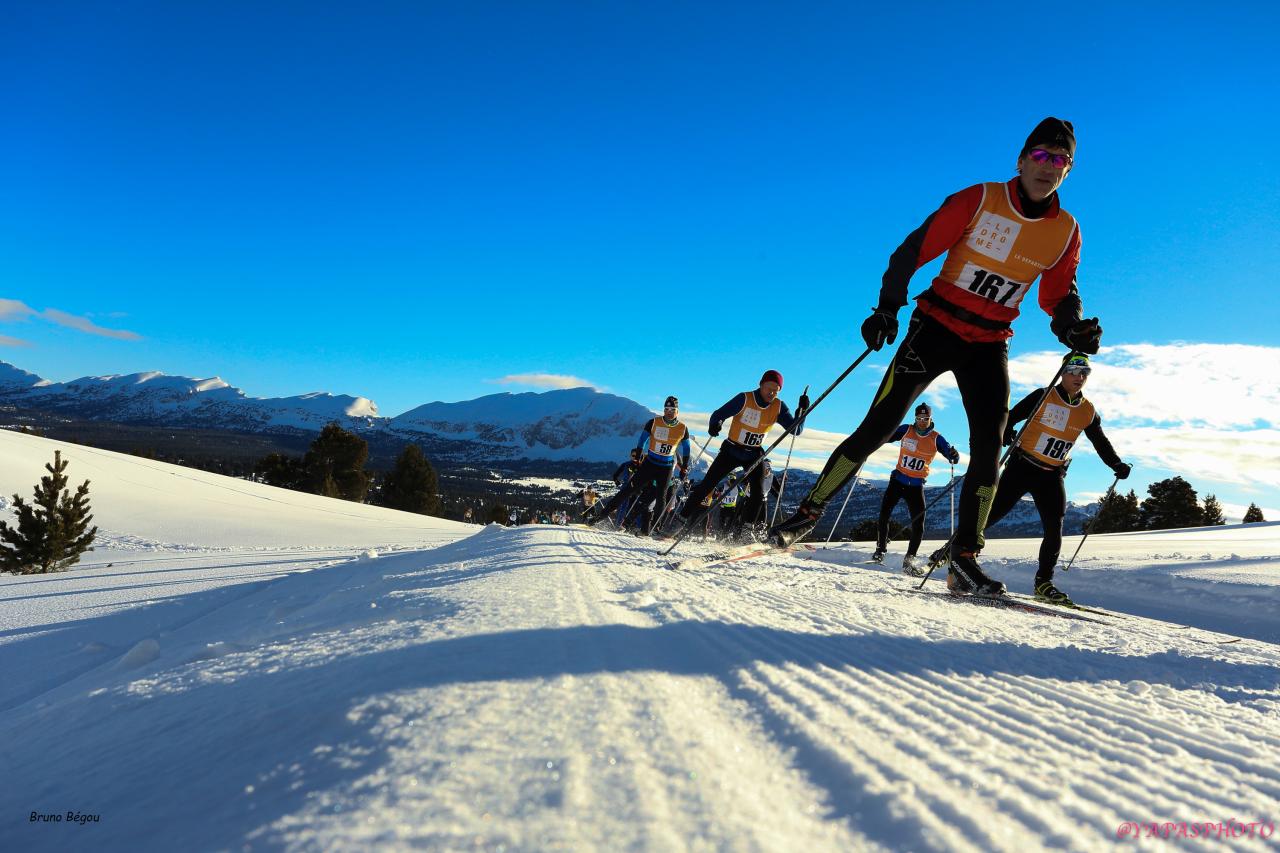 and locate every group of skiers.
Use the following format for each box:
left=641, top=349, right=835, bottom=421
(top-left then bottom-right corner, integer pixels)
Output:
left=585, top=118, right=1132, bottom=606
